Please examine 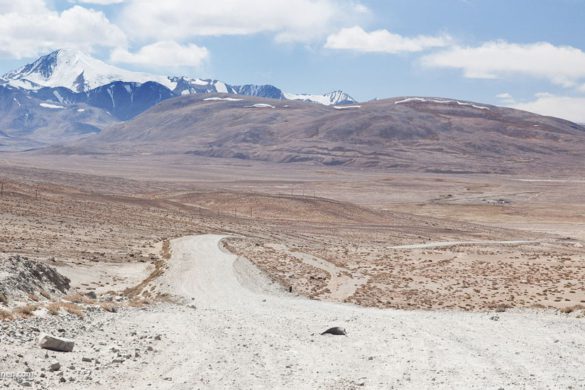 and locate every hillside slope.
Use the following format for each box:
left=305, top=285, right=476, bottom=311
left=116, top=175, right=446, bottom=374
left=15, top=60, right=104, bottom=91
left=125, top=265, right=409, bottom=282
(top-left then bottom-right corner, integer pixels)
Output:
left=62, top=94, right=585, bottom=173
